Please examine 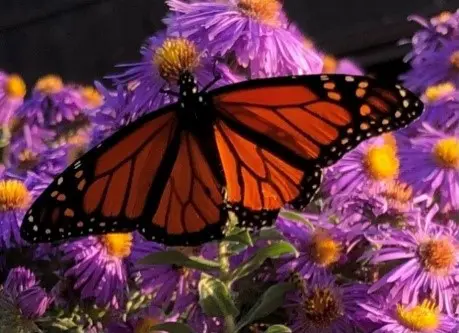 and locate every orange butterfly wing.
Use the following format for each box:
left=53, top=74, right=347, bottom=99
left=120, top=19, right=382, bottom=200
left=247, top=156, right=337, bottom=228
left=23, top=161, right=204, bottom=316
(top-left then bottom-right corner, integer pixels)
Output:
left=209, top=74, right=423, bottom=225
left=20, top=106, right=179, bottom=243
